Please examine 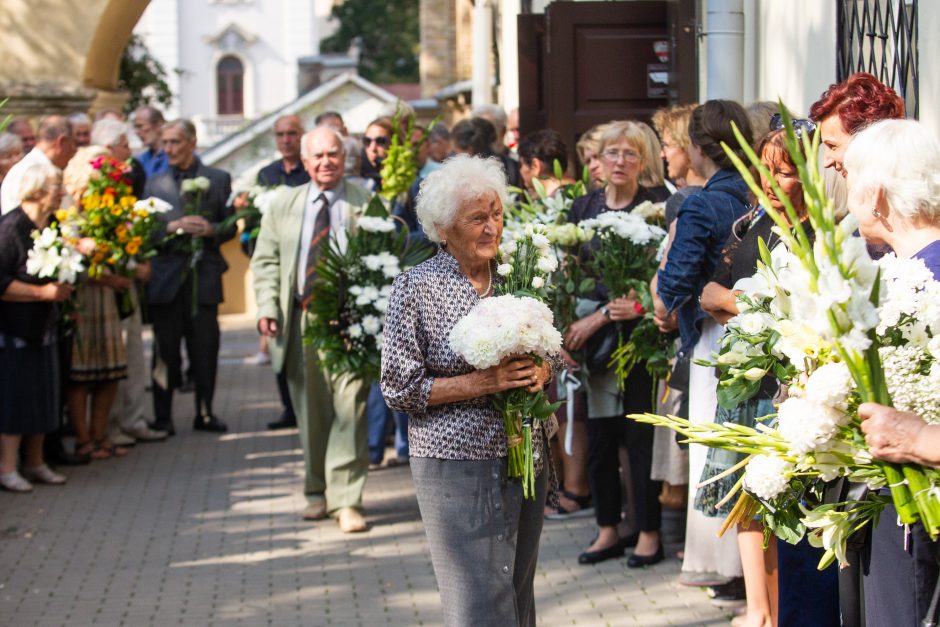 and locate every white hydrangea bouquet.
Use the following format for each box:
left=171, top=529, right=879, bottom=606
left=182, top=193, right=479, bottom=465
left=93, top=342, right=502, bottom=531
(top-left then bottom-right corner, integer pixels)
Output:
left=304, top=197, right=434, bottom=382
left=578, top=210, right=674, bottom=384
left=448, top=225, right=563, bottom=499
left=632, top=107, right=940, bottom=569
